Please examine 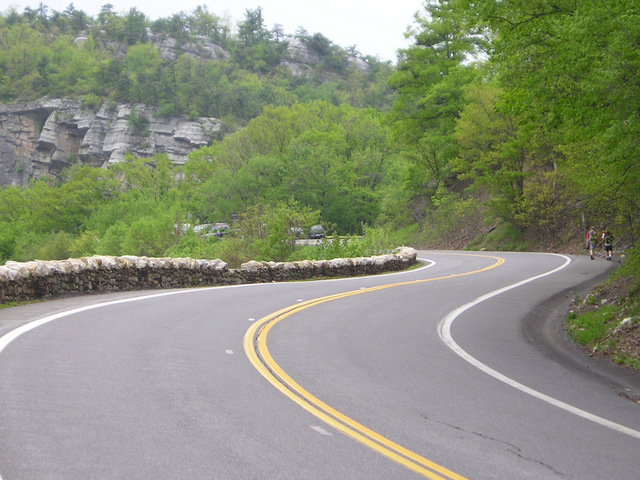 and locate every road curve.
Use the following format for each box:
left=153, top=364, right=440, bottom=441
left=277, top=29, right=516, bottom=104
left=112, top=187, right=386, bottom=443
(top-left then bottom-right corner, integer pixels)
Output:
left=0, top=251, right=638, bottom=479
